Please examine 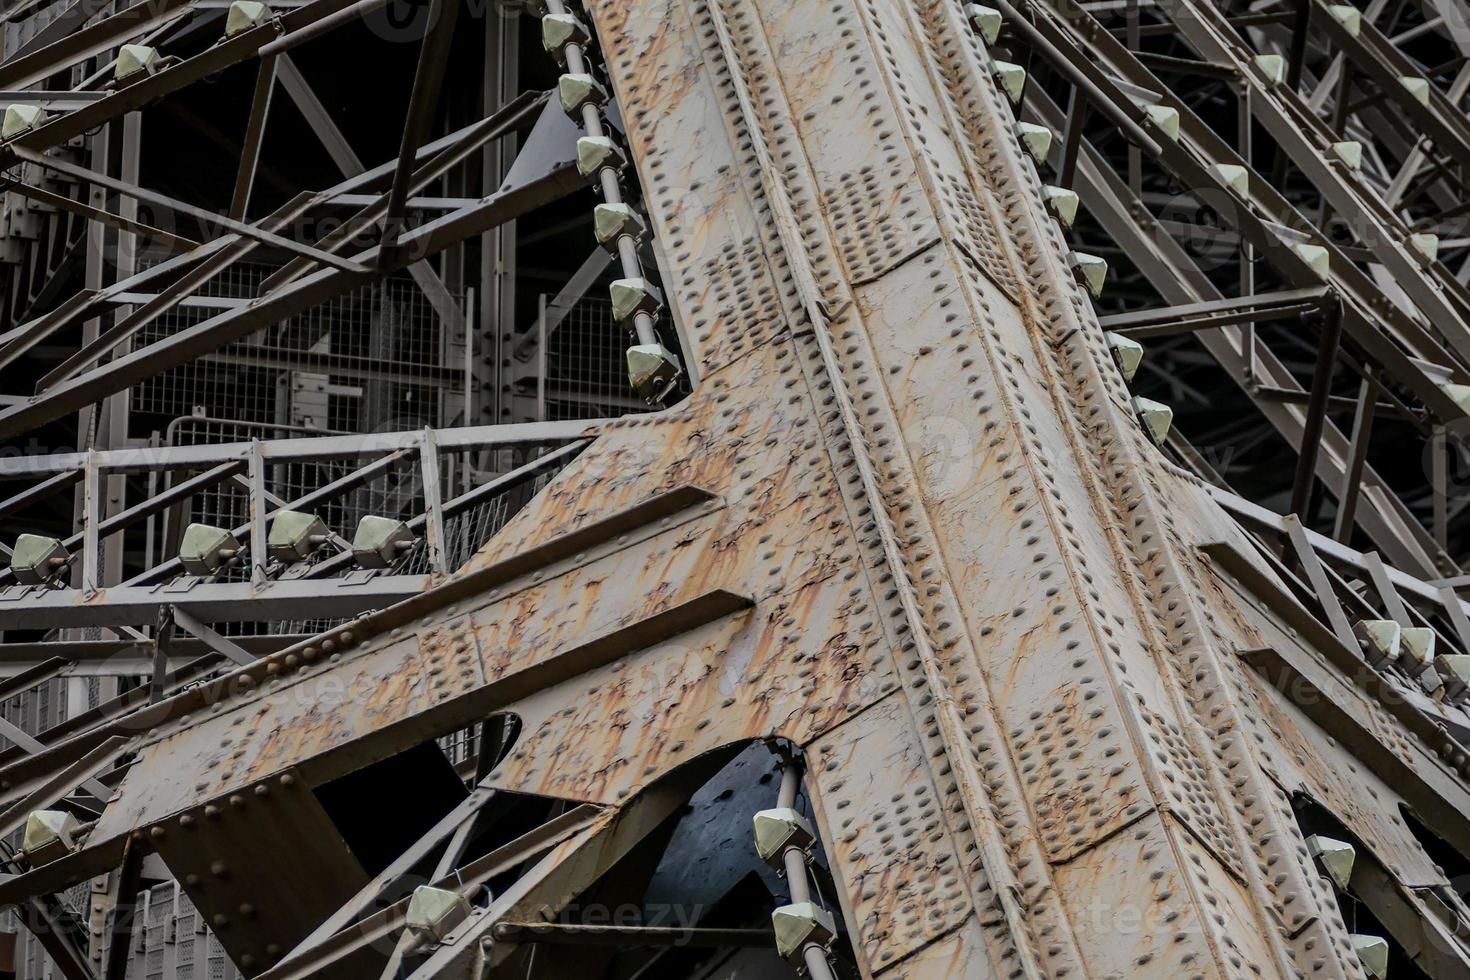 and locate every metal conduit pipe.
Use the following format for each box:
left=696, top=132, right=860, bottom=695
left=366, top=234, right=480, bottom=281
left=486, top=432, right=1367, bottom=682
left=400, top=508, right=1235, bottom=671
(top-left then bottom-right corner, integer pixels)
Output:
left=545, top=0, right=660, bottom=349
left=767, top=758, right=838, bottom=980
